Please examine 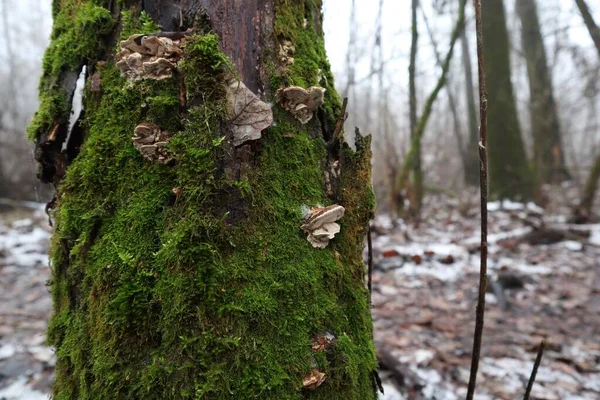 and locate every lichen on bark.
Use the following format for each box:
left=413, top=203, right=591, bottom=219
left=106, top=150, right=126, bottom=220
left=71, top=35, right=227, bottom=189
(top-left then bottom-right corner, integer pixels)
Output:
left=35, top=2, right=377, bottom=399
